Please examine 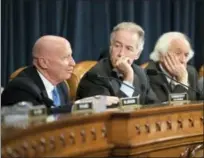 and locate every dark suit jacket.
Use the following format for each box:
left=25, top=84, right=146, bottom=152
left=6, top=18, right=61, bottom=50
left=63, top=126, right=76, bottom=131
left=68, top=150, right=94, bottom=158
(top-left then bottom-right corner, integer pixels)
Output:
left=1, top=66, right=70, bottom=110
left=76, top=58, right=159, bottom=105
left=145, top=60, right=199, bottom=102
left=198, top=77, right=204, bottom=100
